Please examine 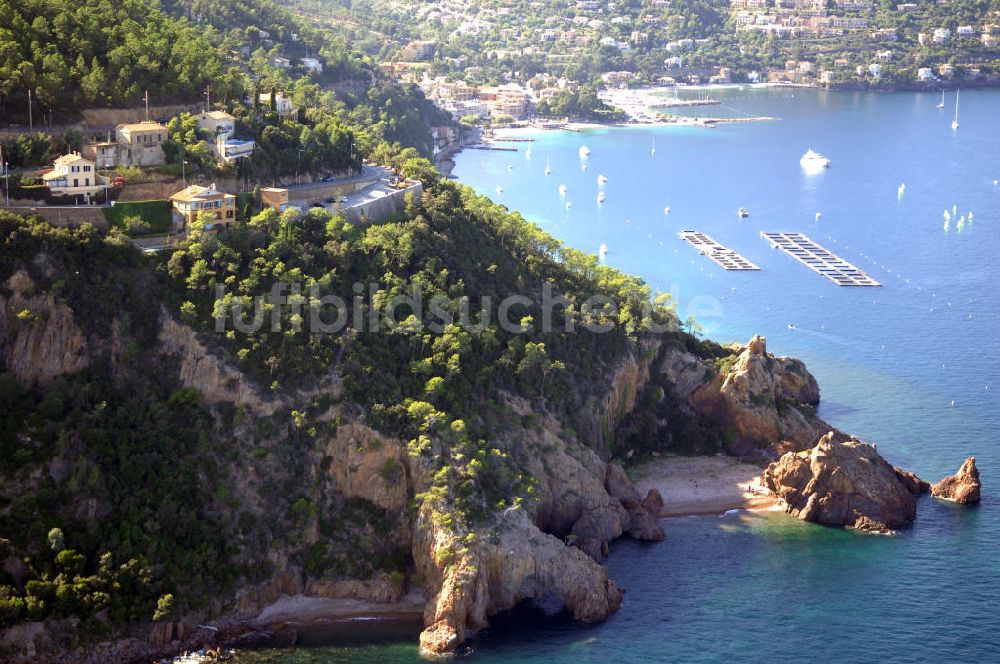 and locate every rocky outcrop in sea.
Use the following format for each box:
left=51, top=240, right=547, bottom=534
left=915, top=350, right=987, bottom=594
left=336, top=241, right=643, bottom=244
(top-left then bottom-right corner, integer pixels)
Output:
left=931, top=457, right=982, bottom=504
left=761, top=432, right=929, bottom=532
